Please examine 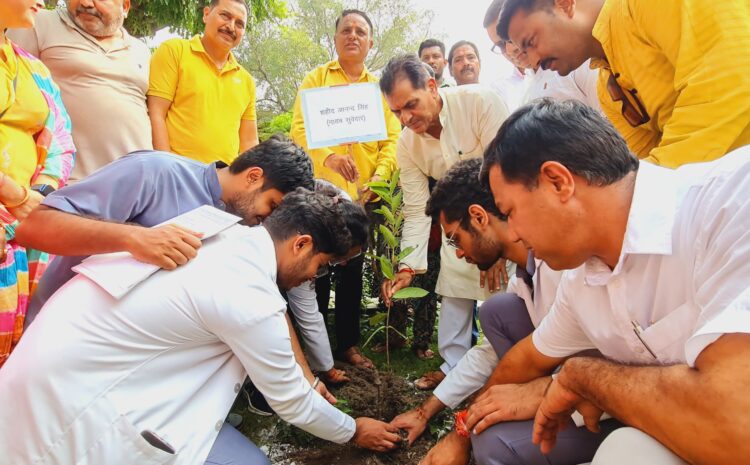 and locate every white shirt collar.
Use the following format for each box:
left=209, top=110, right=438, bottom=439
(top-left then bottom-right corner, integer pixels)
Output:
left=585, top=161, right=677, bottom=285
